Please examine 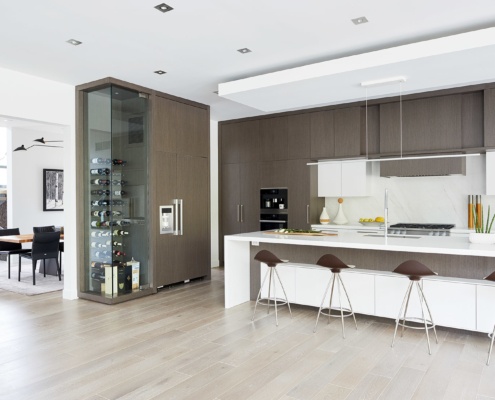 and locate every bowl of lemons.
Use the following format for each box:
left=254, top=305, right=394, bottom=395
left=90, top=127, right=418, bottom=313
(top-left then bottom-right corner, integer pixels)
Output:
left=359, top=217, right=385, bottom=226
